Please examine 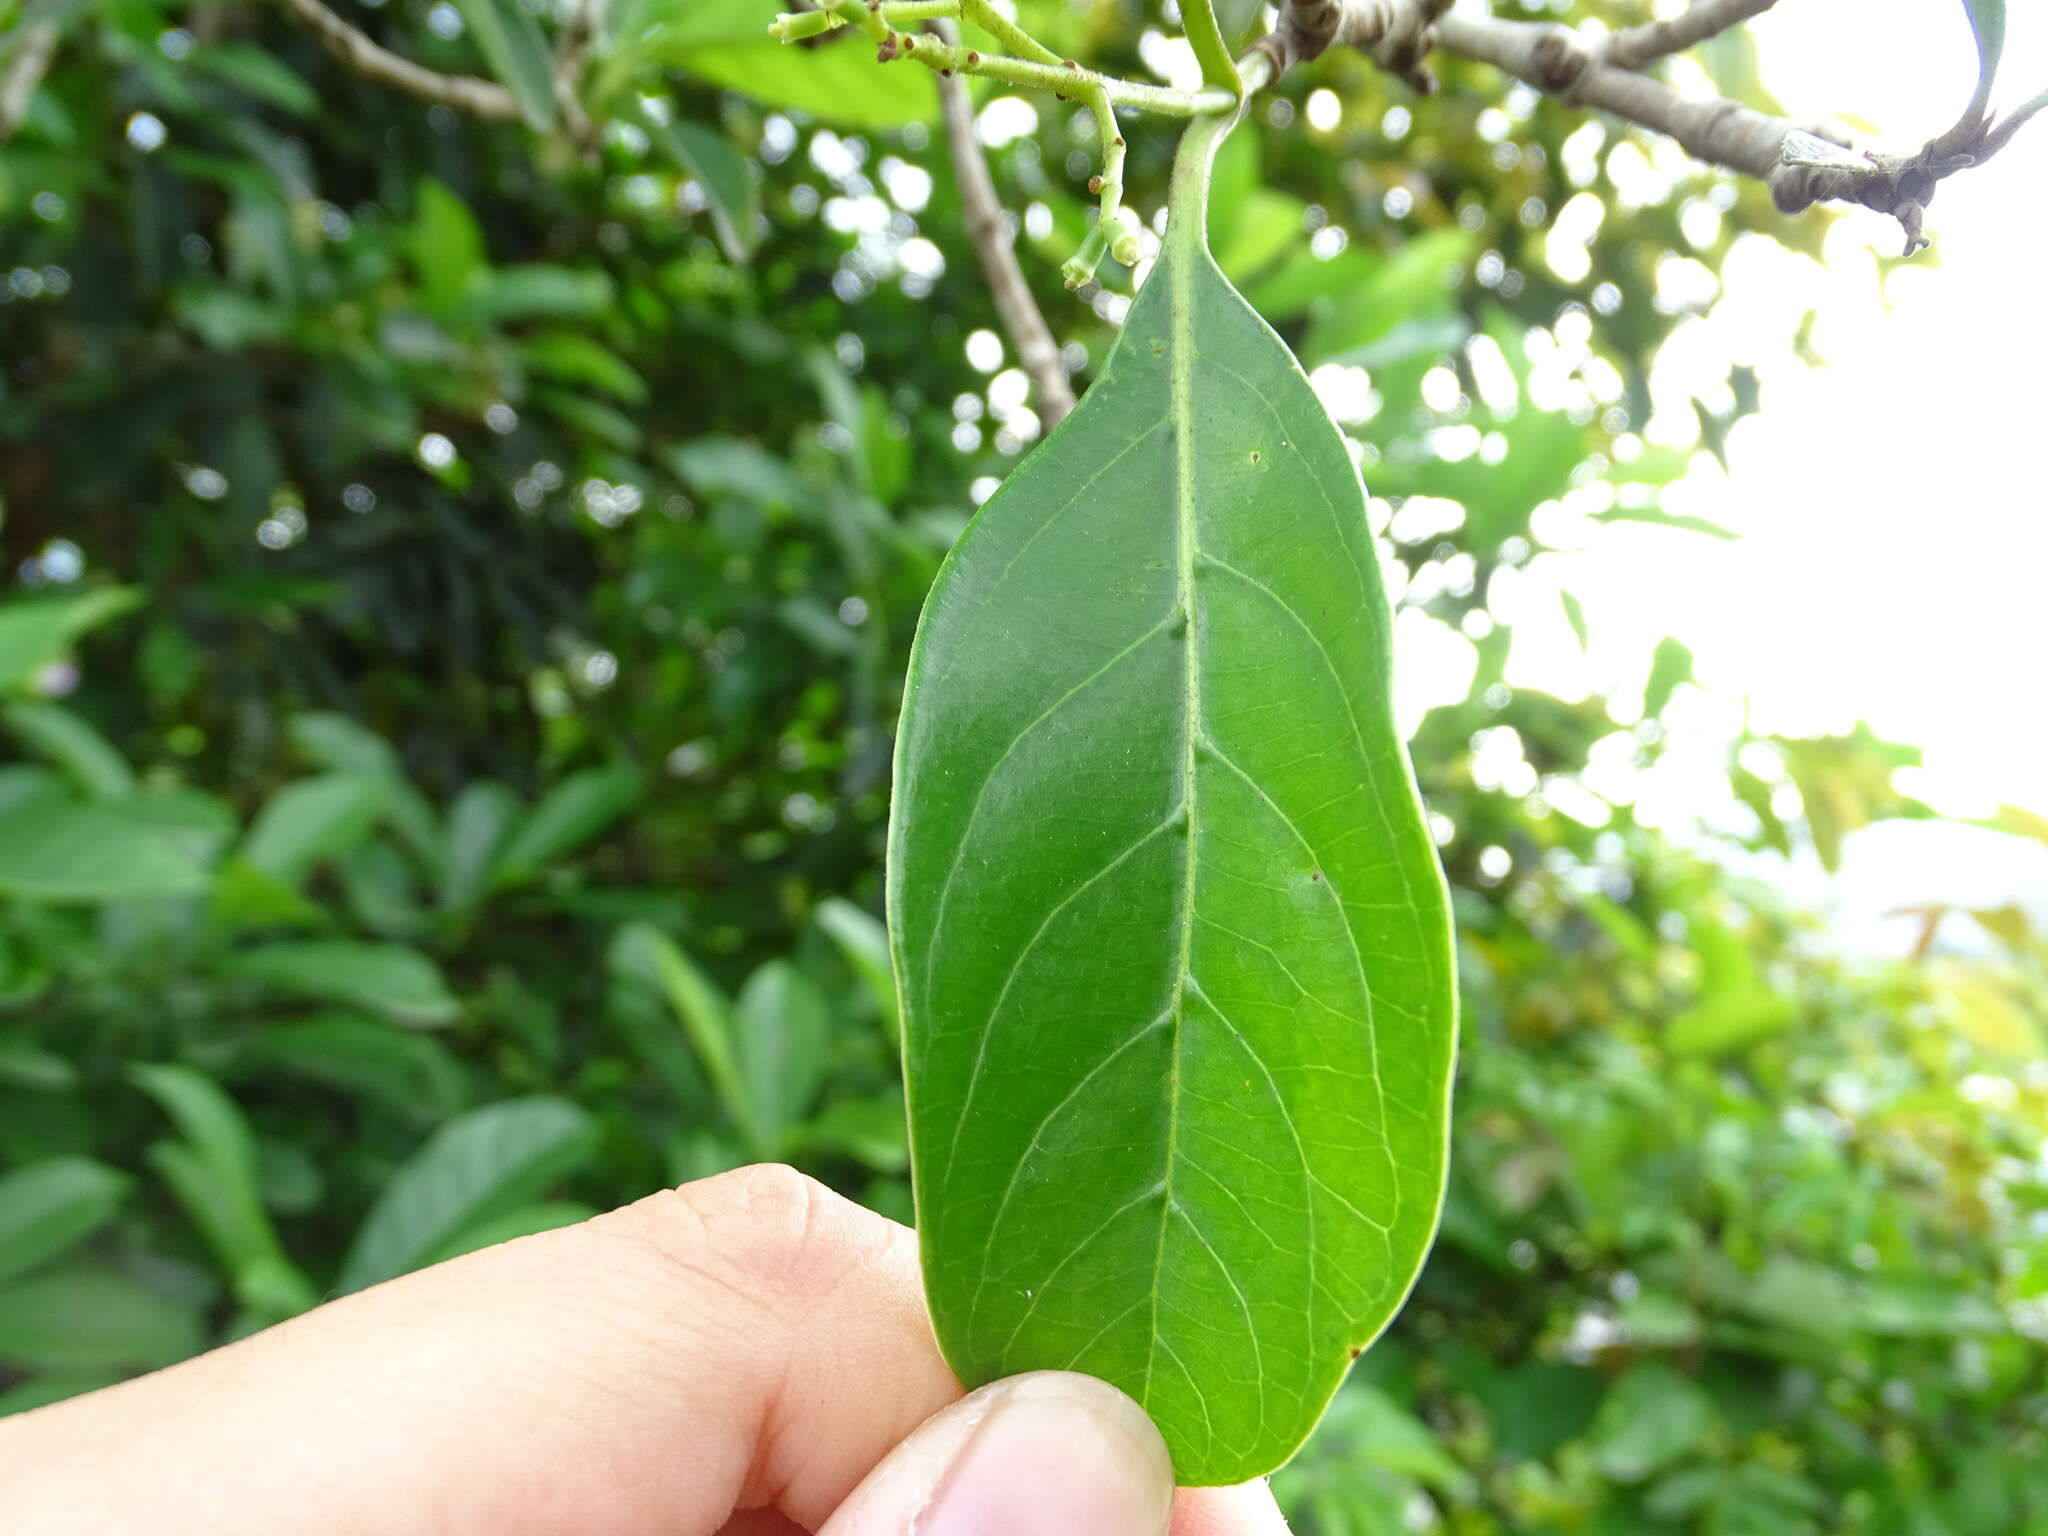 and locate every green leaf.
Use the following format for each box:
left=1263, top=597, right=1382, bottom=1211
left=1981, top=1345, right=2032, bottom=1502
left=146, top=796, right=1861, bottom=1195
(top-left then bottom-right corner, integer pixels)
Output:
left=642, top=0, right=935, bottom=128
left=734, top=960, right=831, bottom=1153
left=339, top=1096, right=597, bottom=1291
left=0, top=588, right=140, bottom=694
left=222, top=940, right=460, bottom=1027
left=0, top=1157, right=132, bottom=1284
left=1, top=700, right=134, bottom=798
left=888, top=107, right=1456, bottom=1485
left=453, top=0, right=557, bottom=129
left=620, top=924, right=765, bottom=1155
left=128, top=1063, right=316, bottom=1316
left=239, top=772, right=386, bottom=885
left=0, top=801, right=210, bottom=902
left=815, top=896, right=901, bottom=1044
left=409, top=178, right=488, bottom=312
left=236, top=1015, right=469, bottom=1122
left=519, top=330, right=650, bottom=403
left=0, top=1266, right=203, bottom=1371
left=440, top=779, right=523, bottom=912
left=489, top=762, right=644, bottom=888
left=1642, top=637, right=1693, bottom=719
left=1589, top=1362, right=1717, bottom=1482
left=187, top=41, right=321, bottom=116
left=641, top=112, right=759, bottom=262
left=288, top=713, right=440, bottom=873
